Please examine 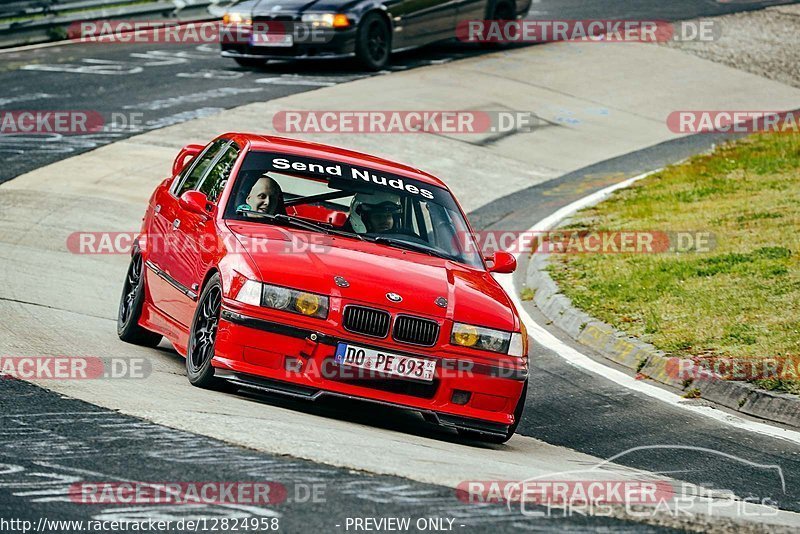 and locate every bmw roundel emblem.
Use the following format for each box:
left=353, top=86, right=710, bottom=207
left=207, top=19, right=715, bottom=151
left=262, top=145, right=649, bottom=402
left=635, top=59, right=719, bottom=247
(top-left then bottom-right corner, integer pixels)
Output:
left=386, top=292, right=402, bottom=303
